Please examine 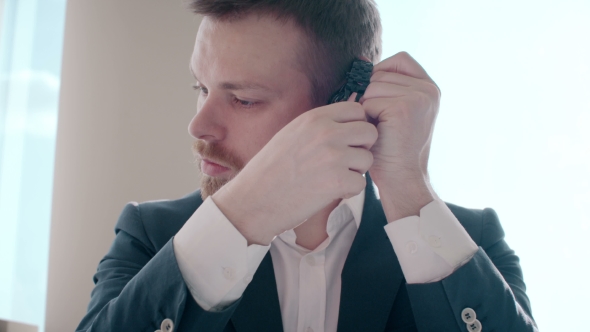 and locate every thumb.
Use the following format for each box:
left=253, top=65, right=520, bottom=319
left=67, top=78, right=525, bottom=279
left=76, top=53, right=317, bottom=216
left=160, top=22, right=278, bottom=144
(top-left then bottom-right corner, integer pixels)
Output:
left=373, top=51, right=432, bottom=81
